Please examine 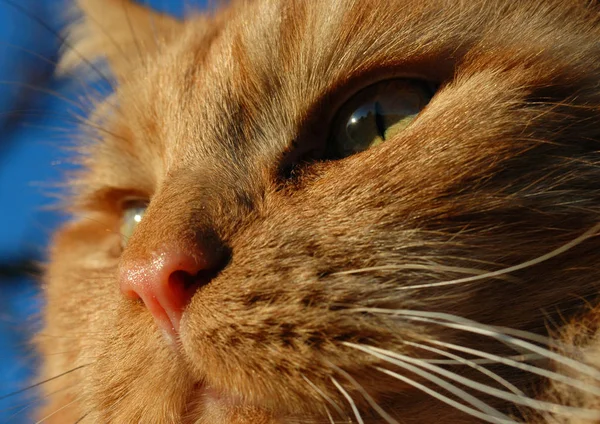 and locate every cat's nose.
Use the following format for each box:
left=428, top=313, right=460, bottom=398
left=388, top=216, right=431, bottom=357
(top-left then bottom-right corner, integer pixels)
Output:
left=119, top=246, right=222, bottom=337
